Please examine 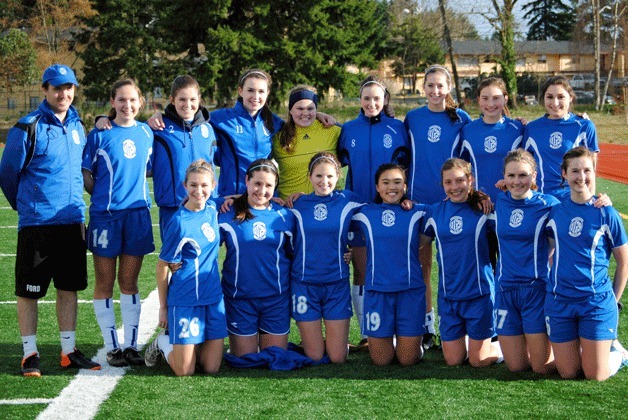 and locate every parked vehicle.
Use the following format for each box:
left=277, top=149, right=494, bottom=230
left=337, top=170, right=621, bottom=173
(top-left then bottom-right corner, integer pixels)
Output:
left=524, top=95, right=538, bottom=106
left=573, top=90, right=595, bottom=104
